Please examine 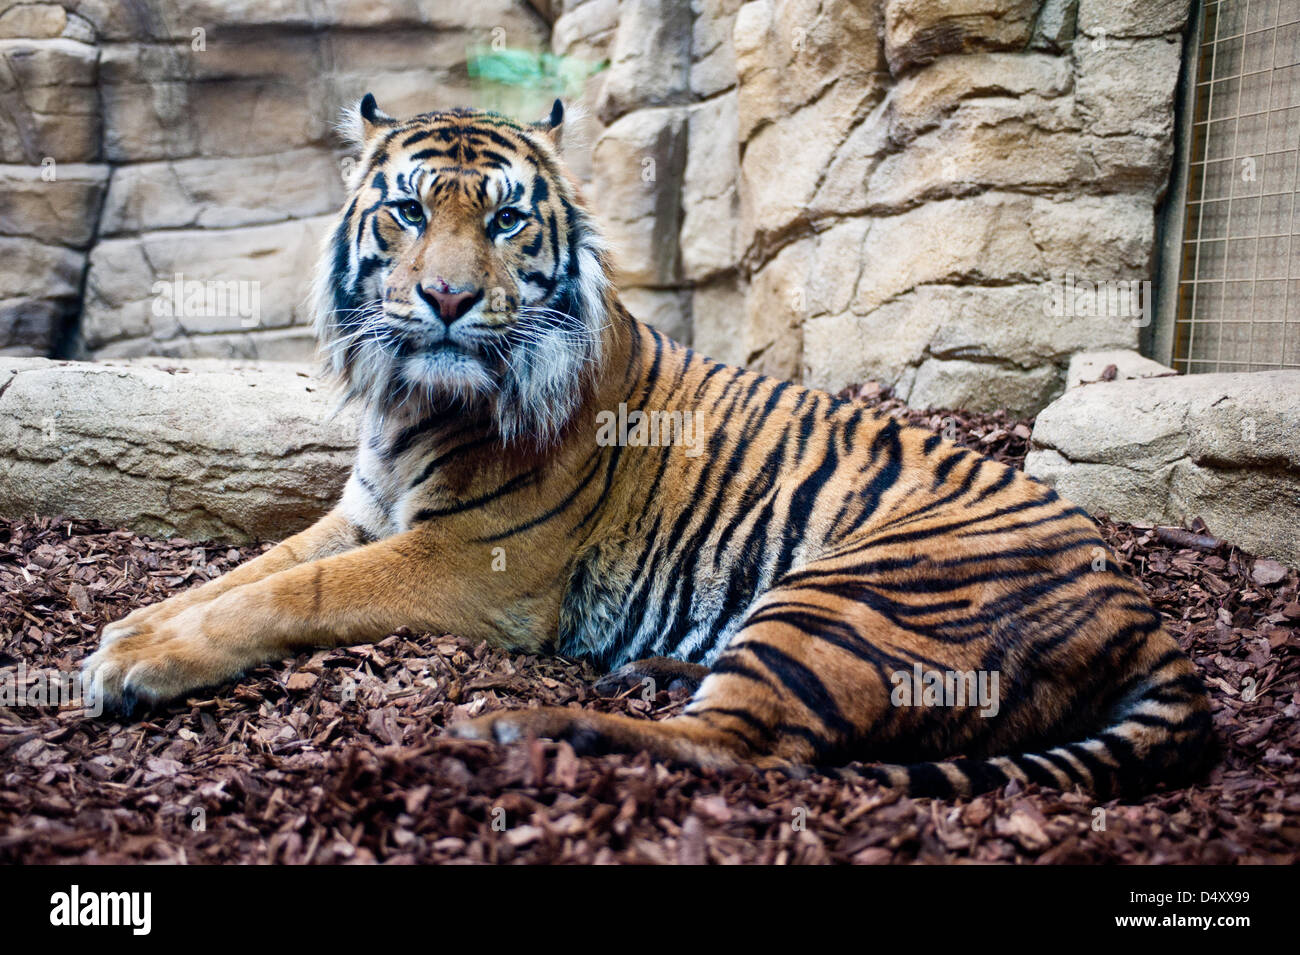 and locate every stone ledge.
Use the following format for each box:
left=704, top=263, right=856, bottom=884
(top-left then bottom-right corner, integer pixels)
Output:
left=1025, top=370, right=1300, bottom=567
left=0, top=357, right=357, bottom=543
left=1065, top=348, right=1176, bottom=389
